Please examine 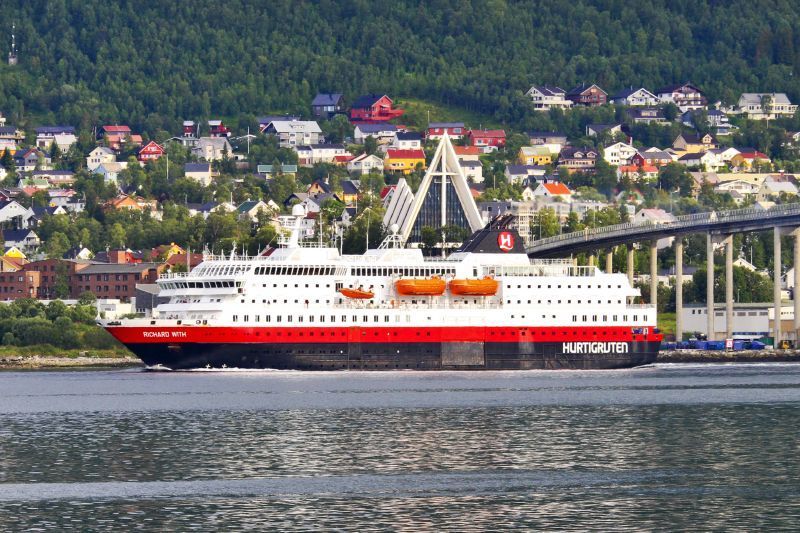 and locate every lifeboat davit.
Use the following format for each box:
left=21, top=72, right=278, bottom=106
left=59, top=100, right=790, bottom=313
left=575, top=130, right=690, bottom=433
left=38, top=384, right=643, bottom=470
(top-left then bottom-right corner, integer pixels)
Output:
left=448, top=277, right=499, bottom=296
left=396, top=277, right=446, bottom=296
left=338, top=287, right=374, bottom=299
